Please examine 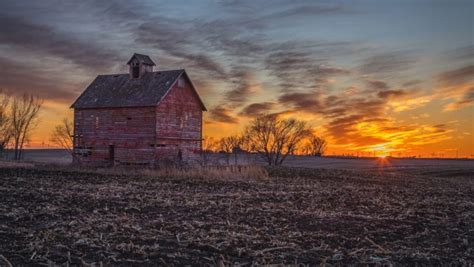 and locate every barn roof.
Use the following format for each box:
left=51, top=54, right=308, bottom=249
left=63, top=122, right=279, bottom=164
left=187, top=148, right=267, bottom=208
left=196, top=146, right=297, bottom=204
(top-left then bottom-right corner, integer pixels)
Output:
left=71, top=70, right=206, bottom=110
left=126, top=53, right=156, bottom=66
